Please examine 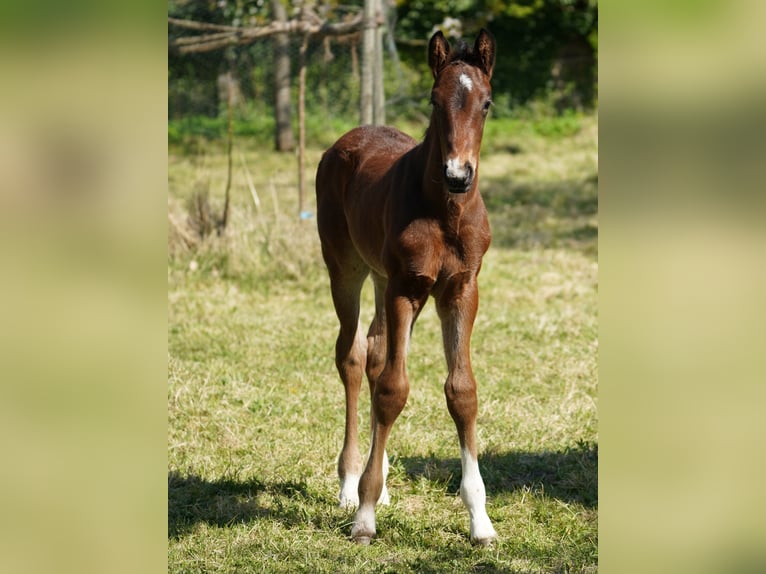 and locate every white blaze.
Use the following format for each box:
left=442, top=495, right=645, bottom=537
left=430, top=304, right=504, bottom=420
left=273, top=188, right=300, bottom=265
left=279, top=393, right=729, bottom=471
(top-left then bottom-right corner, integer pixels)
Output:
left=459, top=73, right=473, bottom=92
left=446, top=157, right=468, bottom=180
